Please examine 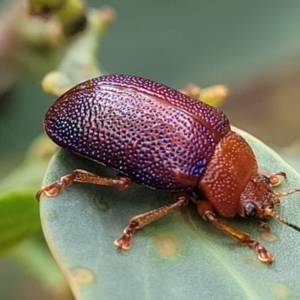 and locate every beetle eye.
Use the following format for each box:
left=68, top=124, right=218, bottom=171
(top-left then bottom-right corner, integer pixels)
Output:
left=244, top=202, right=257, bottom=218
